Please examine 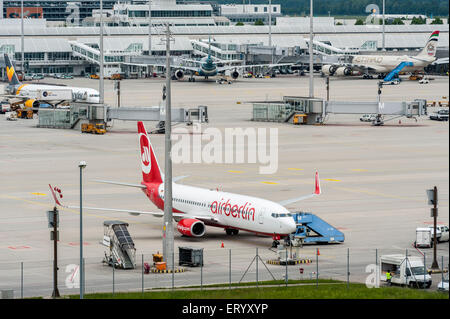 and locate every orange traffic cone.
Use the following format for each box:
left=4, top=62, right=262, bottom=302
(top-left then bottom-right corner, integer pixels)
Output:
left=317, top=249, right=320, bottom=256
left=221, top=242, right=224, bottom=248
